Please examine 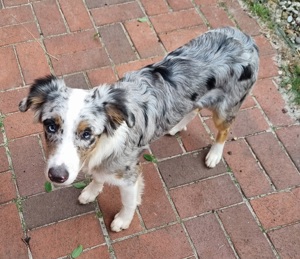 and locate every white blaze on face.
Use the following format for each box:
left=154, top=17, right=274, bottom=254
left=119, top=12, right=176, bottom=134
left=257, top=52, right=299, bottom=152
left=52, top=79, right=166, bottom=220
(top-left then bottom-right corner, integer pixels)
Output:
left=47, top=89, right=88, bottom=185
